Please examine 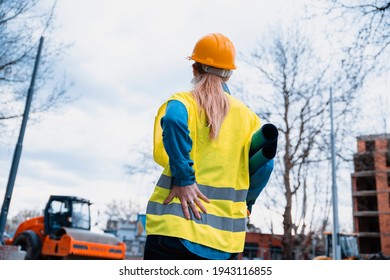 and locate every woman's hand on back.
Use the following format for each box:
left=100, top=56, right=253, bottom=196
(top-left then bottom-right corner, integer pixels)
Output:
left=163, top=183, right=209, bottom=220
